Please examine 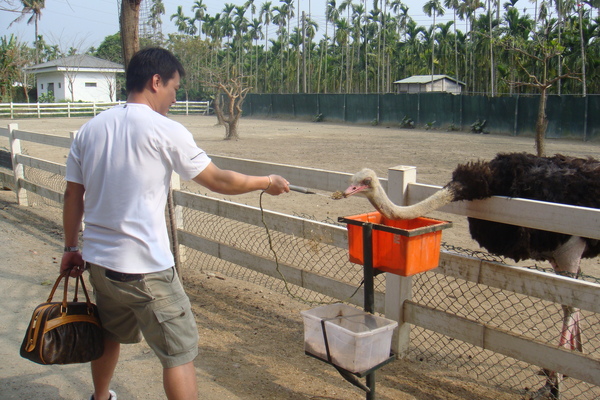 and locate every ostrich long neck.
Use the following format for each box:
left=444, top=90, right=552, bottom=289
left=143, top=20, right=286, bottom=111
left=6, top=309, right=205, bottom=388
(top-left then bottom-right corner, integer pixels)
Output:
left=366, top=185, right=455, bottom=220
